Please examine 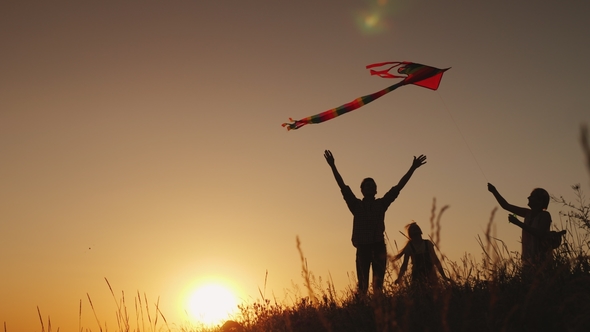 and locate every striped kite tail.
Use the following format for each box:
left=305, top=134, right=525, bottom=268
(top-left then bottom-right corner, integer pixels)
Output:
left=282, top=81, right=405, bottom=131
left=281, top=118, right=303, bottom=131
